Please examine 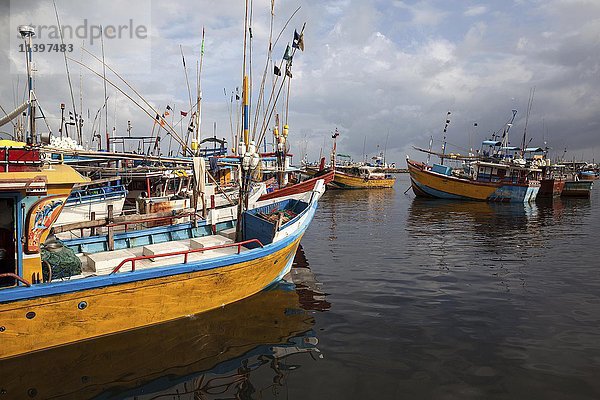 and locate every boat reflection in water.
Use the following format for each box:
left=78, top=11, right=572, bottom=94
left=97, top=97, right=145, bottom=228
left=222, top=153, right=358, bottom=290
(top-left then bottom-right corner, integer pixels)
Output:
left=0, top=248, right=328, bottom=400
left=405, top=196, right=591, bottom=274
